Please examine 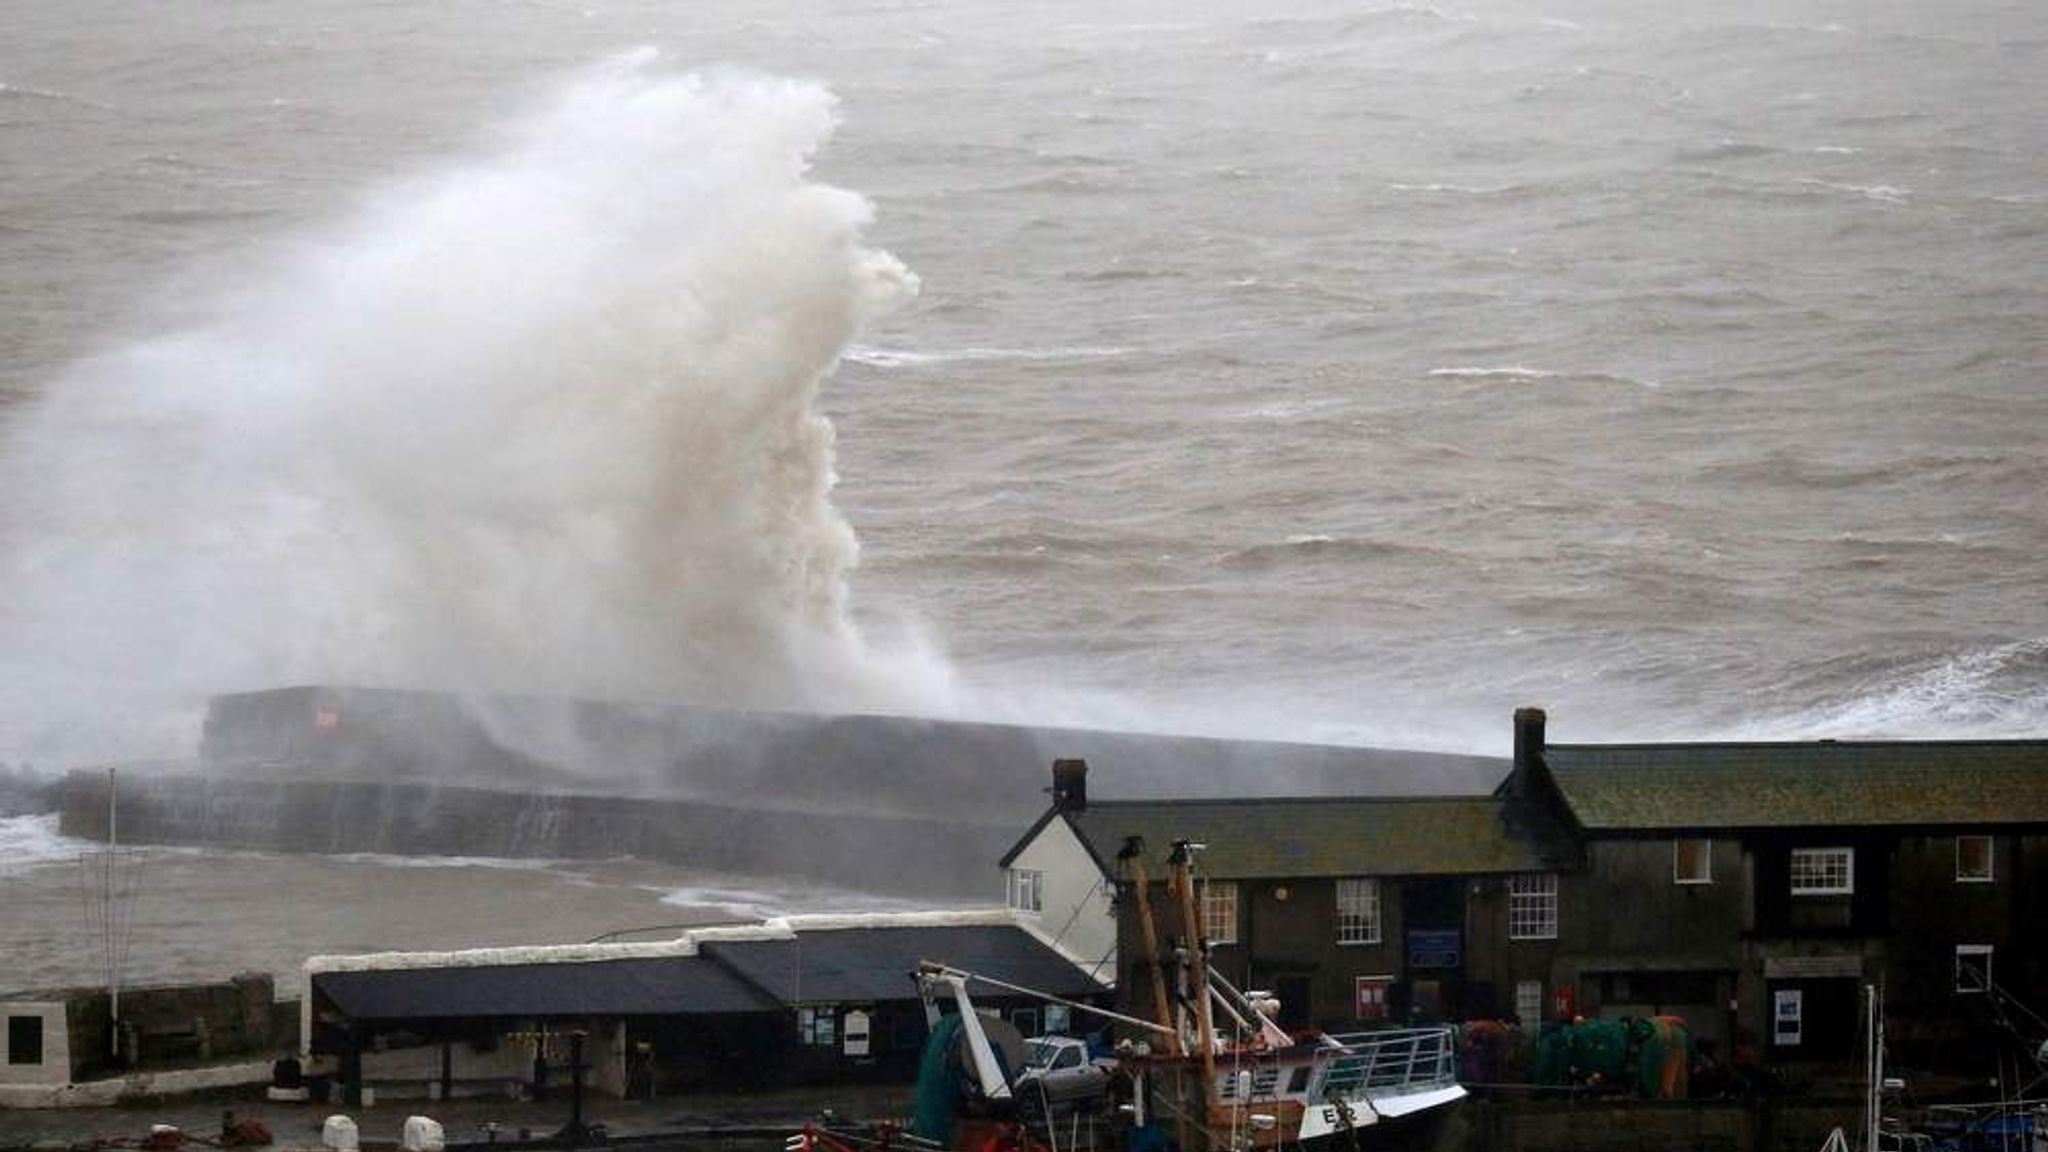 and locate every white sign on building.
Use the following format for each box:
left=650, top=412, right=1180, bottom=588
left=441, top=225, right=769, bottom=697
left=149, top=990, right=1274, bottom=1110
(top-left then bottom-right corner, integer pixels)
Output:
left=1773, top=989, right=1803, bottom=1047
